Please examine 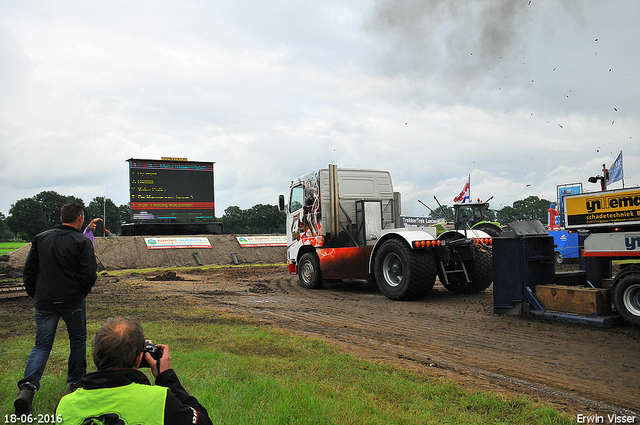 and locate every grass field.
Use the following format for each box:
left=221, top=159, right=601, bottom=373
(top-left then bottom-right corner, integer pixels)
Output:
left=0, top=241, right=27, bottom=255
left=0, top=269, right=574, bottom=425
